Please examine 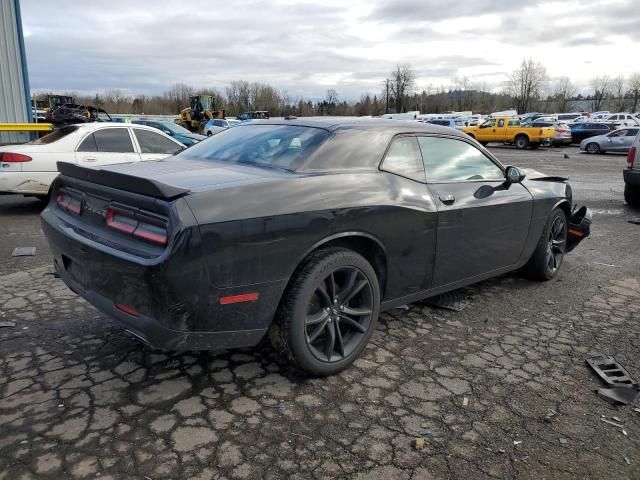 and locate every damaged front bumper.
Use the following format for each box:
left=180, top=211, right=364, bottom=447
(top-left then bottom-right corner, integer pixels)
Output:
left=566, top=205, right=592, bottom=252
